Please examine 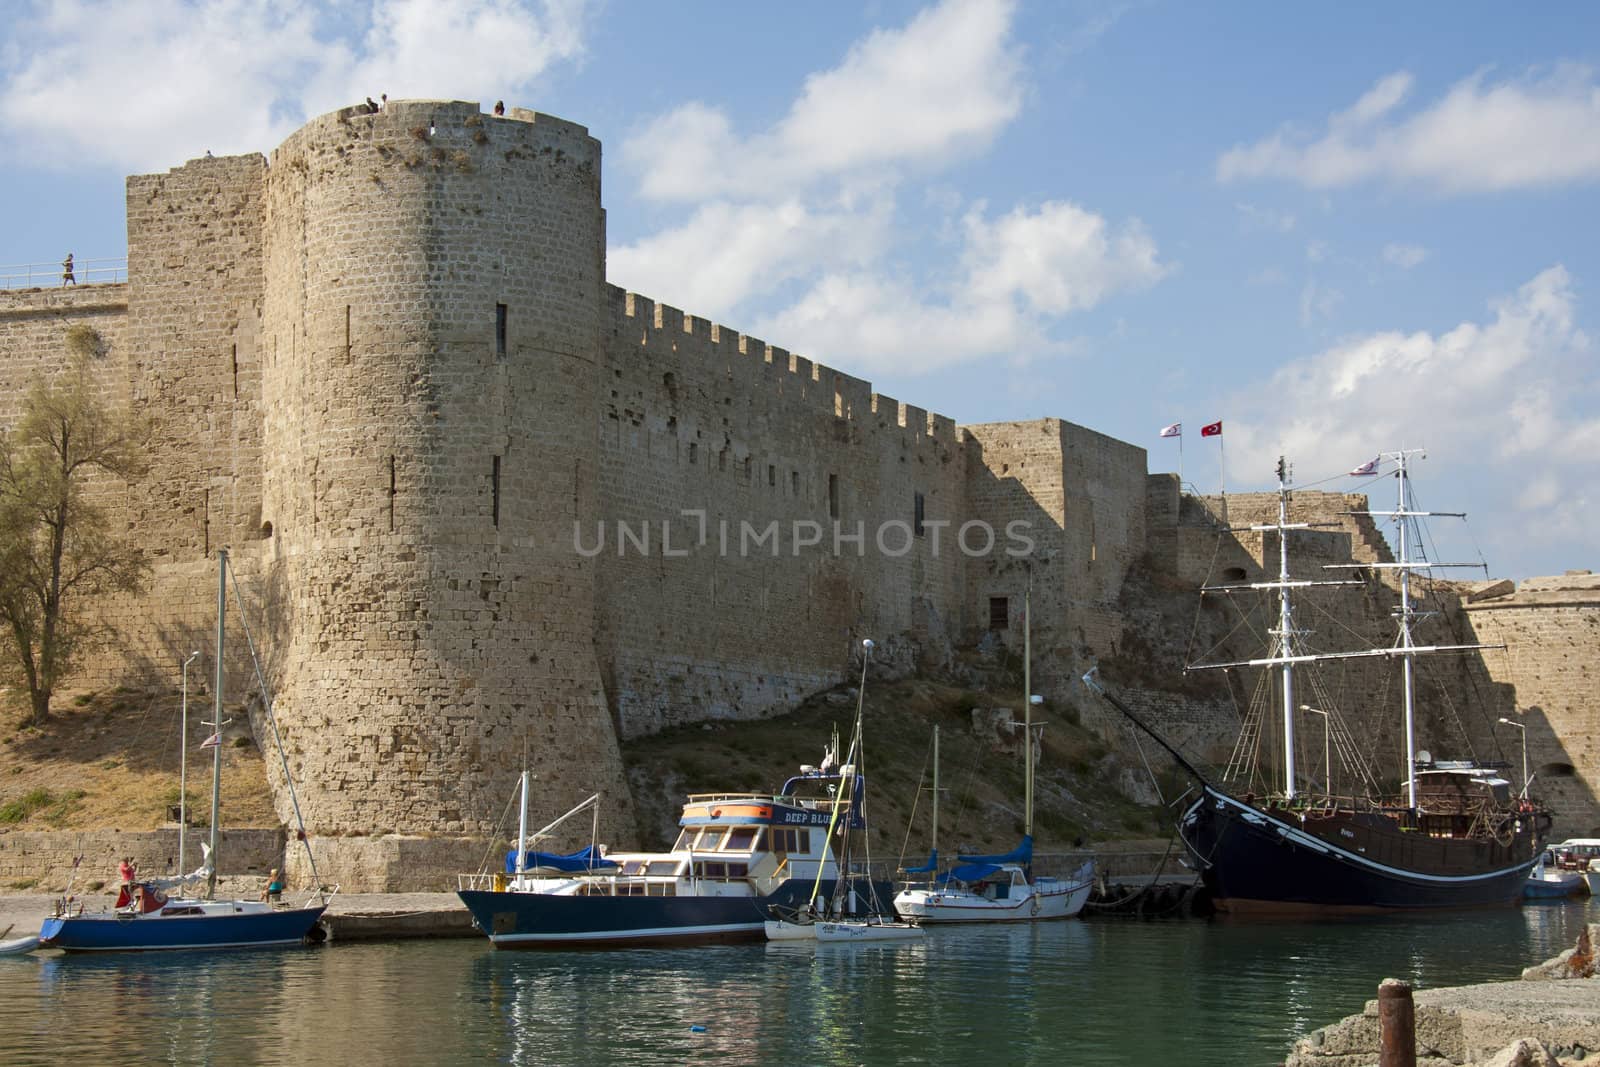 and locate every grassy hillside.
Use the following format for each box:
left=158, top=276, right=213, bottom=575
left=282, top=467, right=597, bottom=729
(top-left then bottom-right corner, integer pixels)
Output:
left=0, top=687, right=277, bottom=833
